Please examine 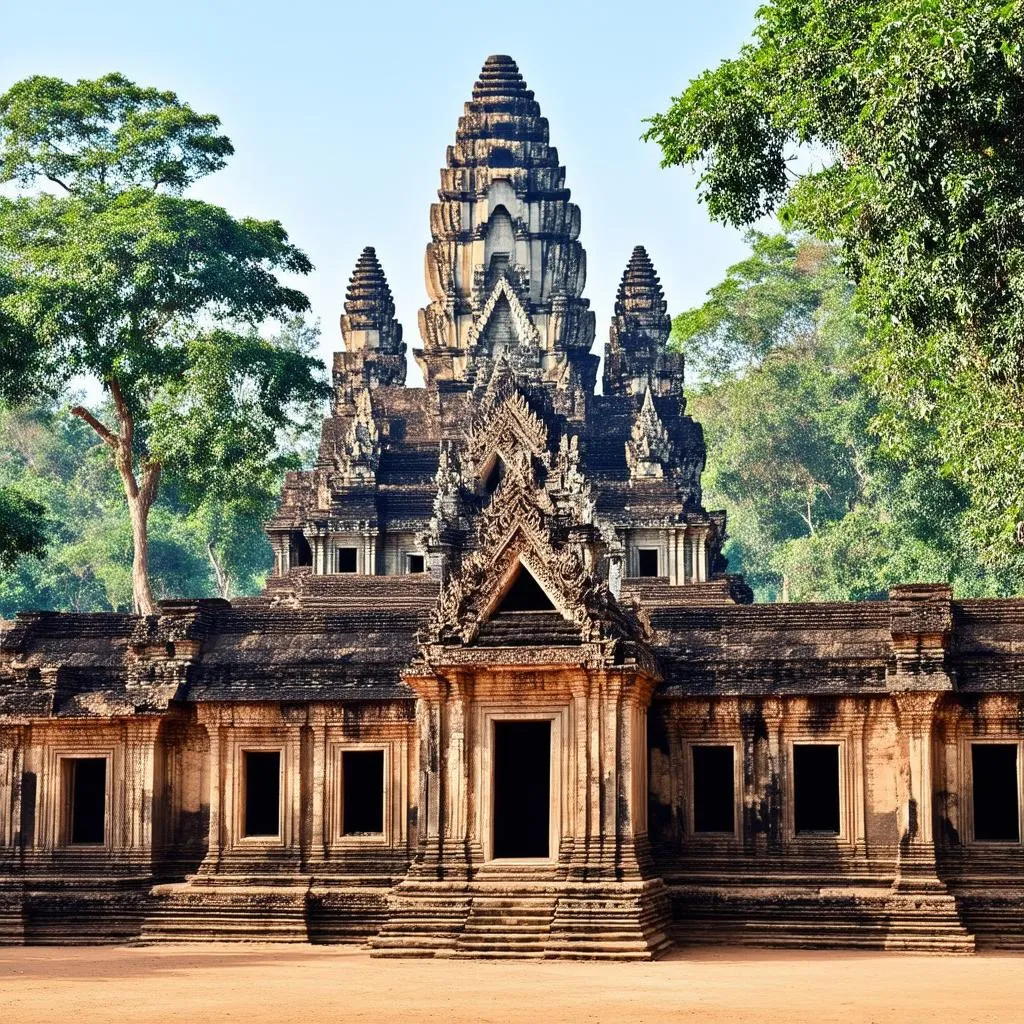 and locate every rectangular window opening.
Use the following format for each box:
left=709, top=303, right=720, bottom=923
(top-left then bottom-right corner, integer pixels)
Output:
left=793, top=744, right=840, bottom=835
left=336, top=547, right=358, bottom=573
left=692, top=745, right=735, bottom=833
left=972, top=743, right=1019, bottom=842
left=65, top=757, right=106, bottom=845
left=637, top=549, right=659, bottom=578
left=407, top=553, right=425, bottom=574
left=342, top=750, right=385, bottom=835
left=243, top=750, right=281, bottom=837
